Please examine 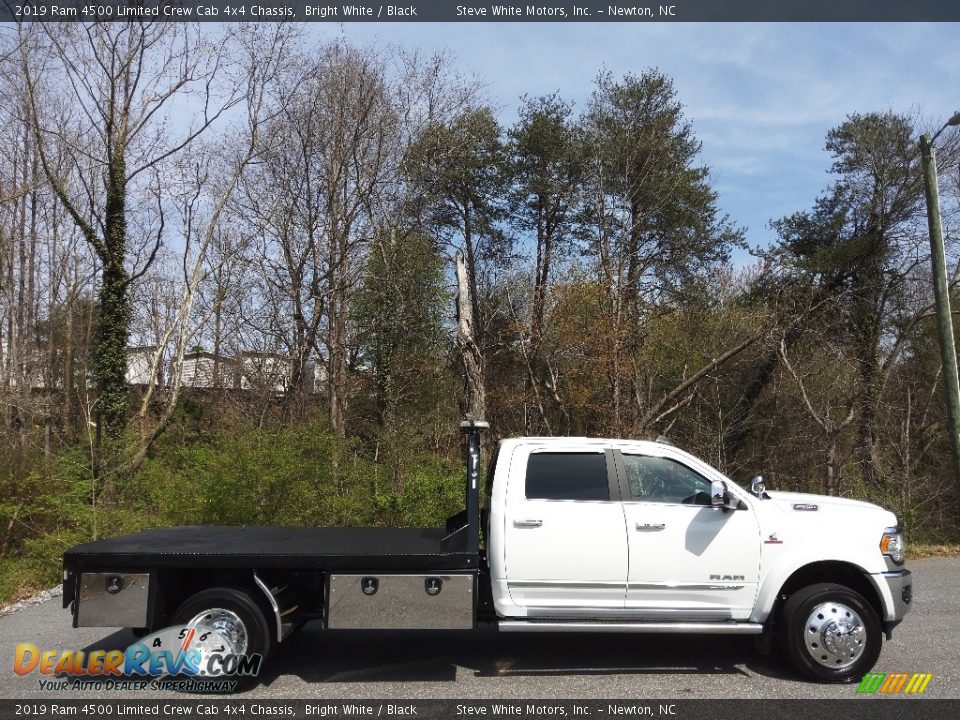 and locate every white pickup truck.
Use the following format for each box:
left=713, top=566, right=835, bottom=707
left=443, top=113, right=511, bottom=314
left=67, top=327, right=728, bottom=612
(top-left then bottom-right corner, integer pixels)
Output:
left=62, top=423, right=911, bottom=685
